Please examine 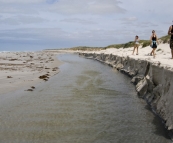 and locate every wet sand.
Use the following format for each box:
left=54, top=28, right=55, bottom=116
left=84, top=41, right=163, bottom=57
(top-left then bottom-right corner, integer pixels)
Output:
left=0, top=51, right=62, bottom=95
